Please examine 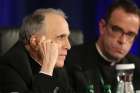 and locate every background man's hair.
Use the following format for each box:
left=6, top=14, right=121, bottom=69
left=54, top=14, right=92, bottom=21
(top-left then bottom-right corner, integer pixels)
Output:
left=104, top=0, right=140, bottom=23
